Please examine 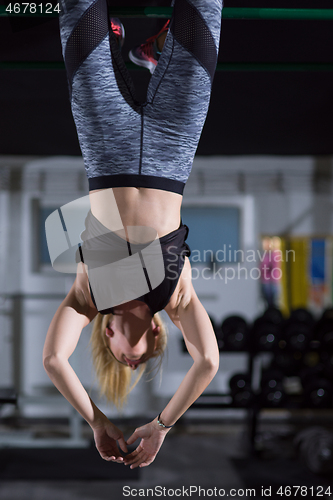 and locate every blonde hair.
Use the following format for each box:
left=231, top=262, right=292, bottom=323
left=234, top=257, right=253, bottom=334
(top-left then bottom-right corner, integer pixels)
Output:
left=90, top=312, right=167, bottom=409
